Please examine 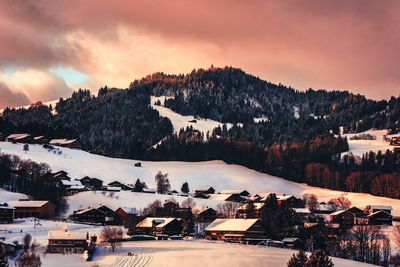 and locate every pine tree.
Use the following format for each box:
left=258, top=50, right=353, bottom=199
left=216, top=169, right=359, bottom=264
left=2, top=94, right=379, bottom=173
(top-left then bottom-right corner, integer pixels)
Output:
left=133, top=178, right=147, bottom=192
left=181, top=182, right=189, bottom=194
left=306, top=249, right=334, bottom=267
left=287, top=250, right=308, bottom=267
